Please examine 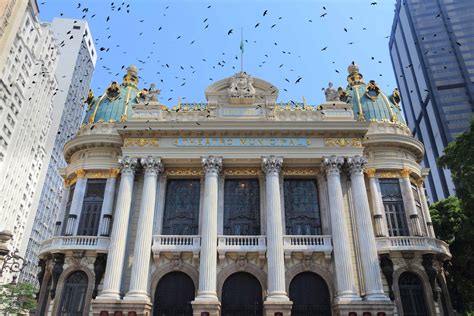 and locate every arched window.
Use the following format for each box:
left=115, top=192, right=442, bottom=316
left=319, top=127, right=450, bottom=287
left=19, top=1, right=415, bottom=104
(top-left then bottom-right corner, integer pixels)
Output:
left=221, top=272, right=263, bottom=316
left=224, top=179, right=260, bottom=235
left=58, top=271, right=88, bottom=316
left=77, top=180, right=106, bottom=236
left=284, top=179, right=321, bottom=235
left=162, top=179, right=201, bottom=235
left=153, top=272, right=195, bottom=316
left=399, top=272, right=429, bottom=316
left=289, top=272, right=331, bottom=316
left=379, top=178, right=409, bottom=236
